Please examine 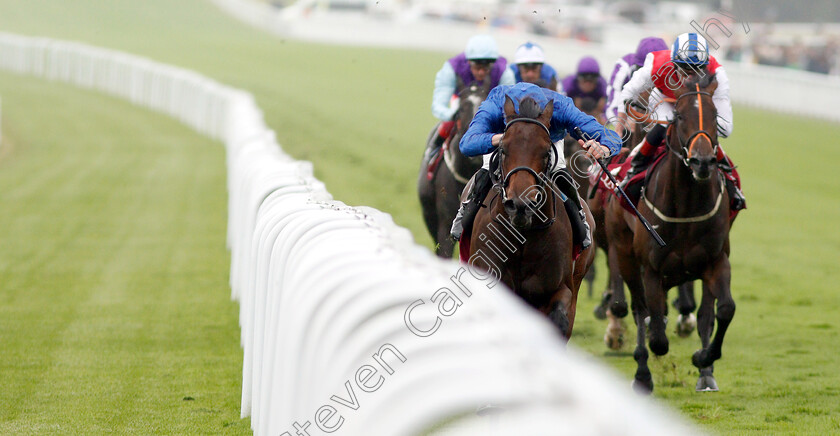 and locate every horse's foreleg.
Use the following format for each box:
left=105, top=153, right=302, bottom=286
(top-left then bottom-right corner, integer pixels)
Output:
left=606, top=244, right=628, bottom=318
left=584, top=263, right=596, bottom=299
left=675, top=281, right=697, bottom=337
left=435, top=226, right=455, bottom=258
left=694, top=281, right=718, bottom=391
left=693, top=254, right=735, bottom=370
left=604, top=308, right=626, bottom=350
left=548, top=283, right=577, bottom=340
left=642, top=269, right=669, bottom=356
left=630, top=288, right=653, bottom=393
